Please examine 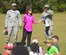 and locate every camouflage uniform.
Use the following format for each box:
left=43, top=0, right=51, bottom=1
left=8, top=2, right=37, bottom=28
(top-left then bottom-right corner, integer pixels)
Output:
left=41, top=9, right=53, bottom=39
left=5, top=9, right=22, bottom=43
